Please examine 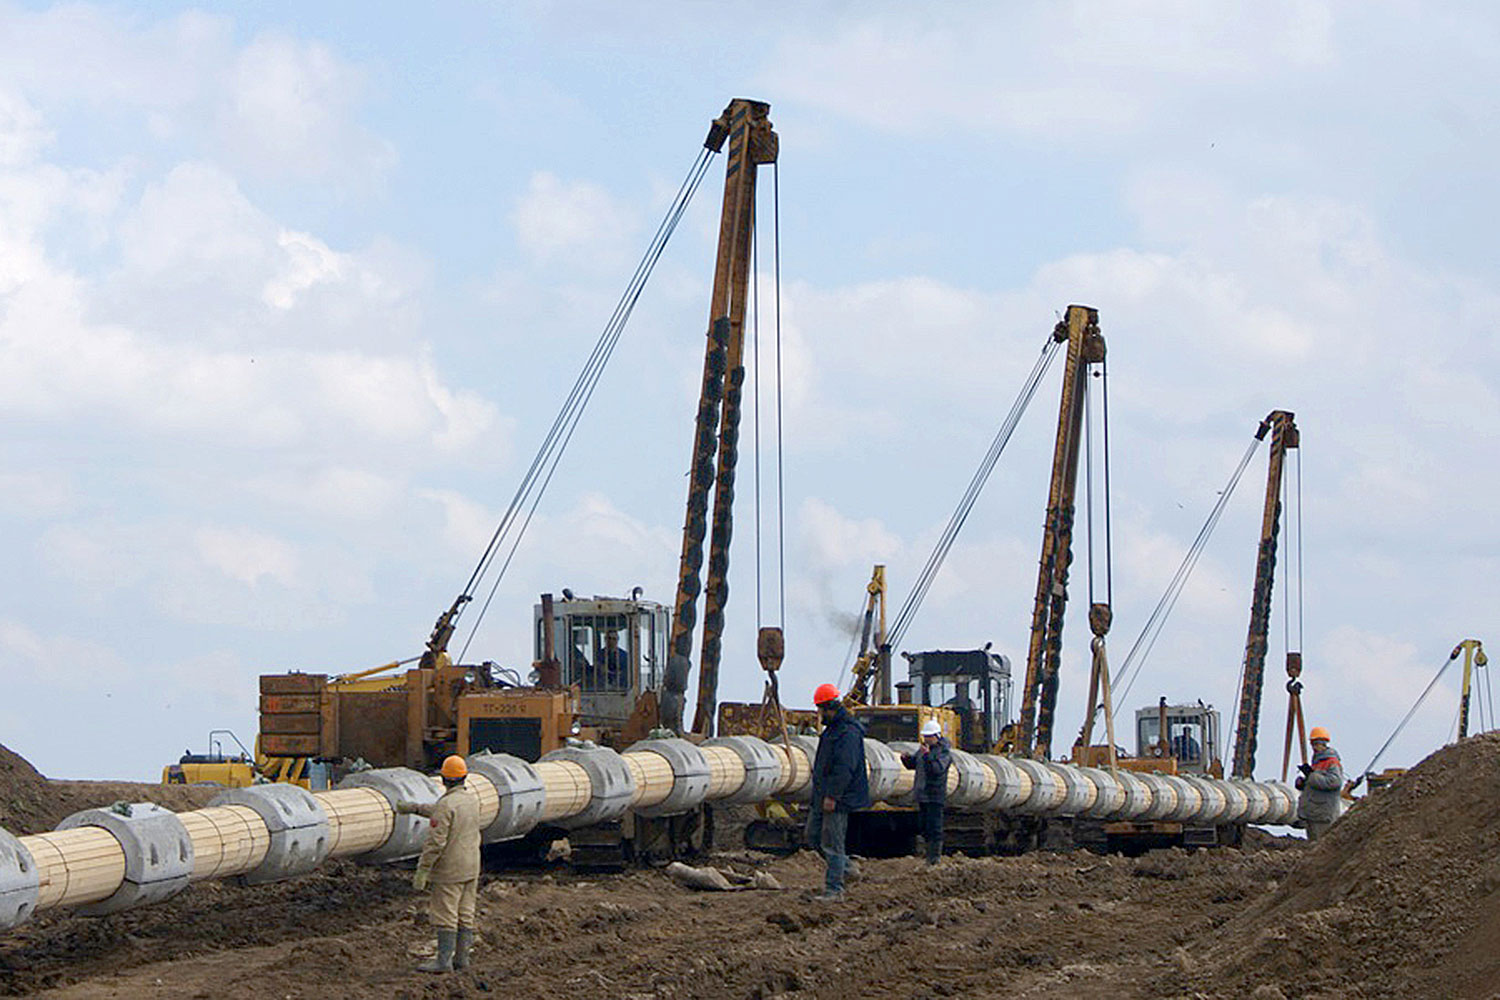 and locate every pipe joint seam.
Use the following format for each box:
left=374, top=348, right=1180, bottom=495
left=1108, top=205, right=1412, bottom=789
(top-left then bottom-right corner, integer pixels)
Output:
left=57, top=803, right=194, bottom=915
left=1159, top=775, right=1202, bottom=823
left=626, top=739, right=711, bottom=817
left=1044, top=763, right=1097, bottom=815
left=1217, top=780, right=1251, bottom=824
left=703, top=736, right=783, bottom=803
left=1076, top=767, right=1126, bottom=819
left=973, top=755, right=1032, bottom=812
left=886, top=742, right=921, bottom=807
left=1133, top=773, right=1177, bottom=821
left=1232, top=780, right=1271, bottom=824
left=945, top=750, right=994, bottom=810
left=1181, top=776, right=1228, bottom=825
left=210, top=785, right=330, bottom=884
left=863, top=740, right=902, bottom=803
left=778, top=735, right=822, bottom=804
left=539, top=746, right=635, bottom=828
left=465, top=753, right=546, bottom=842
left=1111, top=770, right=1153, bottom=819
left=0, top=827, right=39, bottom=930
left=1011, top=758, right=1066, bottom=814
left=336, top=767, right=438, bottom=864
